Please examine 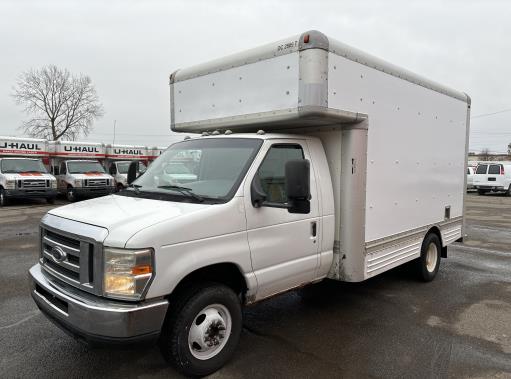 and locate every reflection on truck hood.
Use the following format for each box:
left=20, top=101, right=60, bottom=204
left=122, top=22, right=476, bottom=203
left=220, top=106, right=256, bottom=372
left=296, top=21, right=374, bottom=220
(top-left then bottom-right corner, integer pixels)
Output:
left=3, top=173, right=55, bottom=179
left=48, top=194, right=210, bottom=246
left=69, top=173, right=112, bottom=179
